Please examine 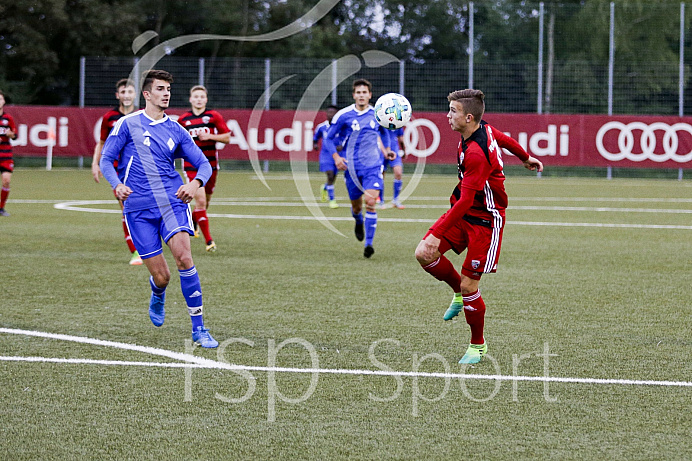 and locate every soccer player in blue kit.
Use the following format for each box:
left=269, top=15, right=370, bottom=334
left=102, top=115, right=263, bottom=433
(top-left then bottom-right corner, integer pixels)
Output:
left=380, top=127, right=406, bottom=209
left=313, top=105, right=340, bottom=209
left=323, top=79, right=396, bottom=258
left=100, top=70, right=219, bottom=348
